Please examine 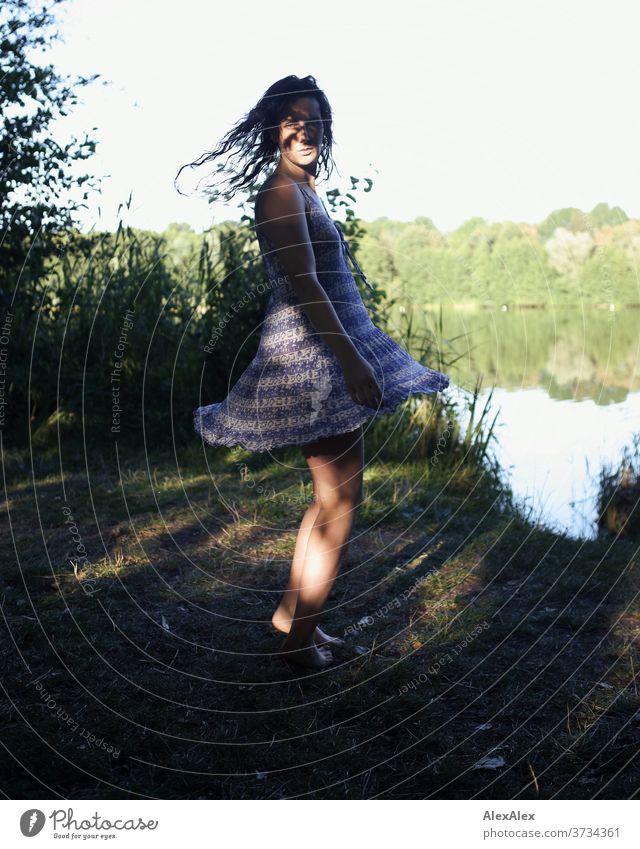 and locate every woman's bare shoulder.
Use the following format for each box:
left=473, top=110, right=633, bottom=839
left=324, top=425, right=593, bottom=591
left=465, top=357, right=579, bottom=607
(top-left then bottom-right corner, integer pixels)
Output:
left=256, top=173, right=304, bottom=226
left=257, top=172, right=298, bottom=204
